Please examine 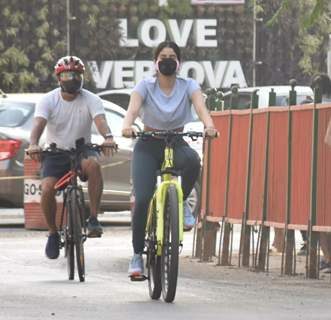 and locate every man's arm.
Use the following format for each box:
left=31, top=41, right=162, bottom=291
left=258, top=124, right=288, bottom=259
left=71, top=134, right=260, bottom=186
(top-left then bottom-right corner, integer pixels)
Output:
left=27, top=117, right=47, bottom=161
left=94, top=114, right=112, bottom=138
left=30, top=117, right=47, bottom=145
left=94, top=114, right=117, bottom=156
